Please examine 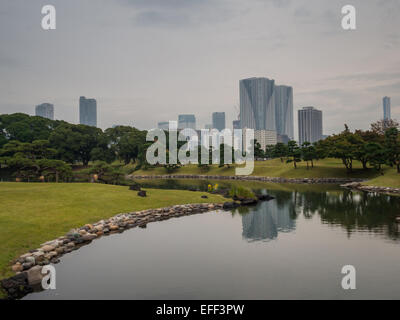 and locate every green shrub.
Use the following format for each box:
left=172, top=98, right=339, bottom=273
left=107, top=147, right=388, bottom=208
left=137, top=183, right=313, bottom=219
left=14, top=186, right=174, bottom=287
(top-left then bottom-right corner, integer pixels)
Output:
left=229, top=186, right=256, bottom=199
